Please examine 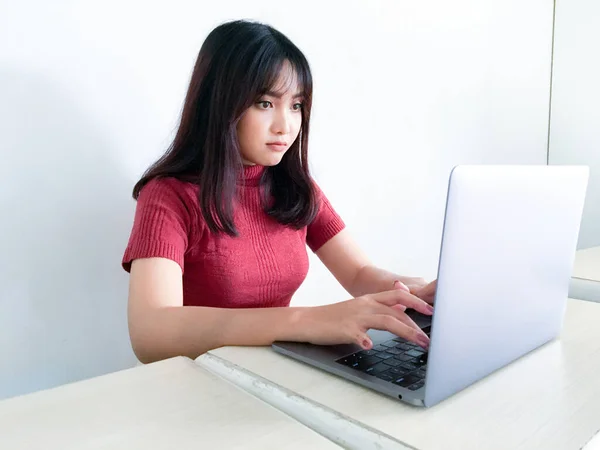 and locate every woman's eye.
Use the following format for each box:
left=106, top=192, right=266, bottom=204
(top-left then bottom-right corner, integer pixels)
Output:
left=292, top=103, right=303, bottom=111
left=257, top=101, right=272, bottom=109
